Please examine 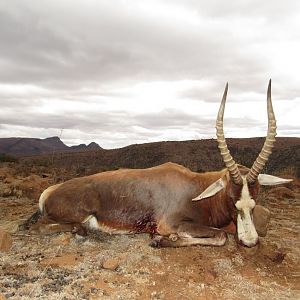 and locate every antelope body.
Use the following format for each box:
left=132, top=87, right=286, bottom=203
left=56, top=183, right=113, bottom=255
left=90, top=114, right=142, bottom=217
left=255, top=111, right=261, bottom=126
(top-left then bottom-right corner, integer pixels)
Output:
left=30, top=80, right=291, bottom=248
